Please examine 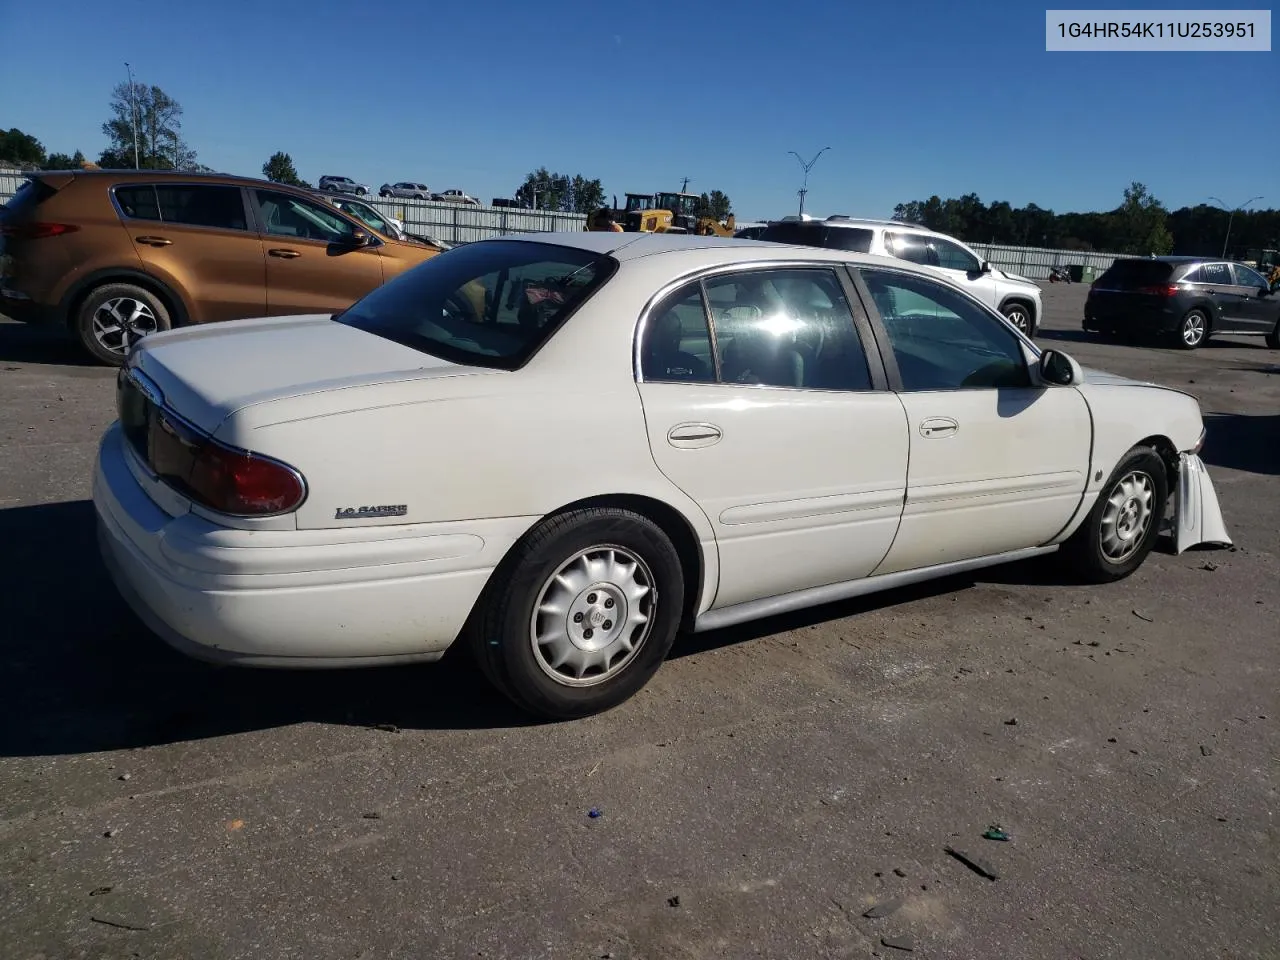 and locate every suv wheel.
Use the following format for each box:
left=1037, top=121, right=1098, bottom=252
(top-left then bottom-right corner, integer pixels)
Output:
left=1176, top=309, right=1208, bottom=350
left=1266, top=321, right=1280, bottom=350
left=76, top=283, right=171, bottom=366
left=1001, top=302, right=1034, bottom=336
